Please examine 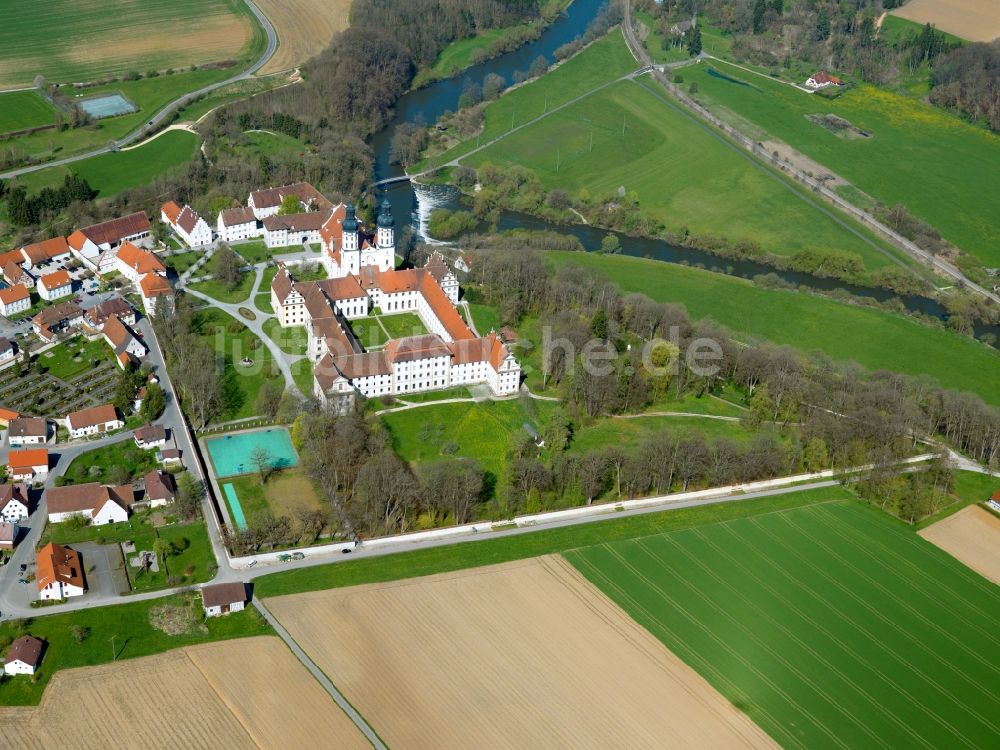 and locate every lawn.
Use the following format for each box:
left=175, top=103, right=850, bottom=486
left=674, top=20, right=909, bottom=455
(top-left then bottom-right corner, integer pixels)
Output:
left=348, top=317, right=389, bottom=348
left=290, top=358, right=315, bottom=396
left=381, top=398, right=554, bottom=480
left=634, top=10, right=690, bottom=65
left=378, top=312, right=428, bottom=340
left=232, top=240, right=270, bottom=264
left=166, top=250, right=204, bottom=275
left=568, top=413, right=761, bottom=456
left=468, top=302, right=501, bottom=334
left=0, top=0, right=258, bottom=87
left=227, top=468, right=325, bottom=525
left=15, top=130, right=199, bottom=198
left=39, top=336, right=112, bottom=380
left=61, top=442, right=161, bottom=485
left=158, top=521, right=217, bottom=584
left=254, top=484, right=848, bottom=597
left=681, top=58, right=1000, bottom=266
left=263, top=317, right=308, bottom=355
left=566, top=500, right=1000, bottom=749
left=548, top=251, right=1000, bottom=405
left=254, top=293, right=274, bottom=314
left=189, top=266, right=256, bottom=304
left=0, top=90, right=56, bottom=134
left=464, top=74, right=901, bottom=271
left=193, top=308, right=282, bottom=421
left=0, top=595, right=270, bottom=705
